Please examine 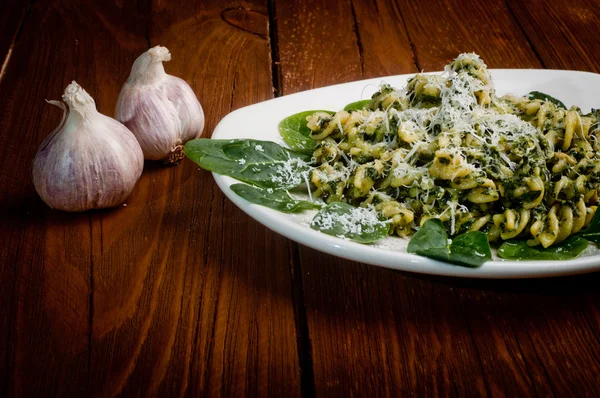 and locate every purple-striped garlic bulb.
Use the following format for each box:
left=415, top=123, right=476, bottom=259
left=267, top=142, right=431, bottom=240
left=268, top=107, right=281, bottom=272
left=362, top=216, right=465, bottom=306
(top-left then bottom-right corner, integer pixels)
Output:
left=115, top=46, right=205, bottom=163
left=32, top=81, right=144, bottom=212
